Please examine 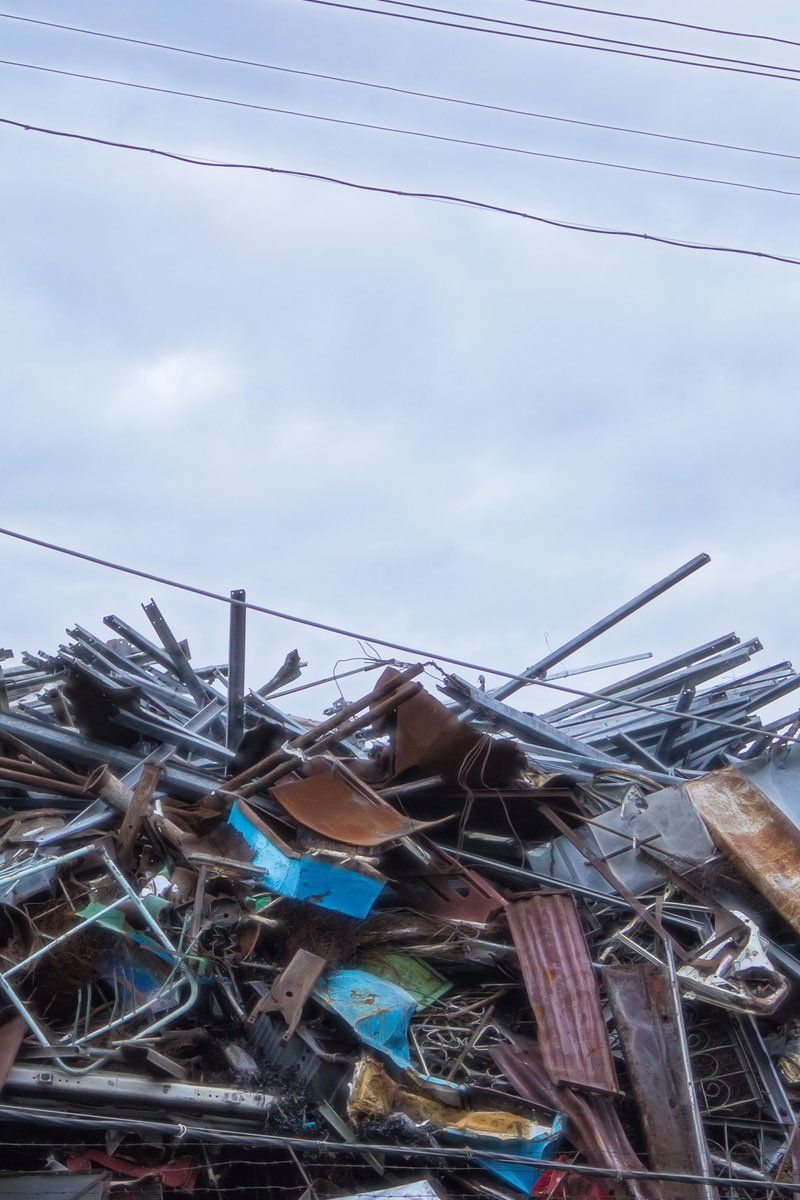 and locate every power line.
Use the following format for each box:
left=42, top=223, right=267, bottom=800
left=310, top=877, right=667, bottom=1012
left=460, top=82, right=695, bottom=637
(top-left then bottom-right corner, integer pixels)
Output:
left=514, top=0, right=800, bottom=53
left=3, top=13, right=800, bottom=165
left=5, top=57, right=800, bottom=200
left=365, top=0, right=800, bottom=76
left=3, top=115, right=800, bottom=267
left=294, top=0, right=800, bottom=85
left=0, top=524, right=796, bottom=751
